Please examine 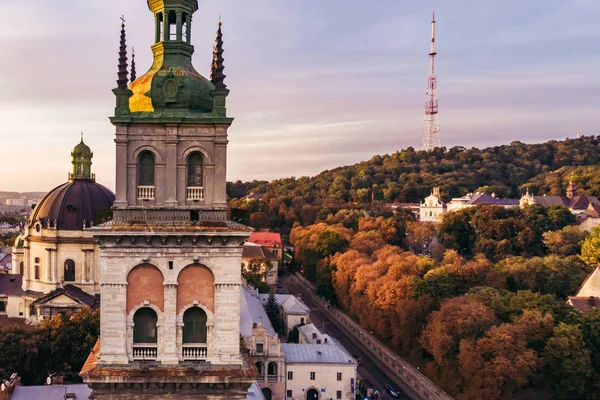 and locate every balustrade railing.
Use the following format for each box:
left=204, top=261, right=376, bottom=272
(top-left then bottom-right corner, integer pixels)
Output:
left=186, top=187, right=204, bottom=201
left=137, top=186, right=155, bottom=200
left=267, top=375, right=278, bottom=383
left=256, top=376, right=265, bottom=382
left=132, top=344, right=157, bottom=360
left=182, top=344, right=208, bottom=360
